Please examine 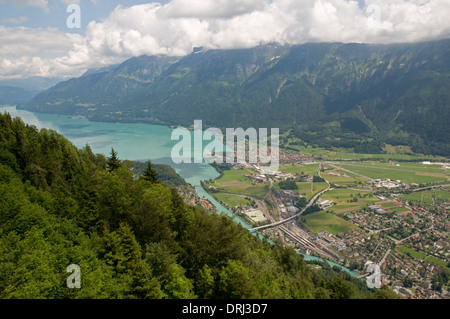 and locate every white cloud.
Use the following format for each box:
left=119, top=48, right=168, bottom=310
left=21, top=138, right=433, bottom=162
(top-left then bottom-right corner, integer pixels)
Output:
left=1, top=0, right=450, bottom=79
left=0, top=25, right=85, bottom=79
left=158, top=0, right=267, bottom=19
left=0, top=26, right=83, bottom=57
